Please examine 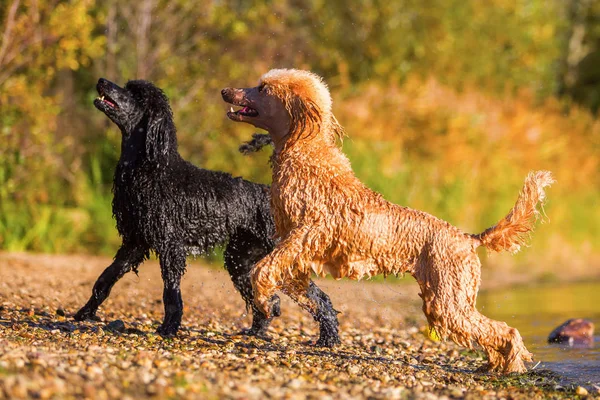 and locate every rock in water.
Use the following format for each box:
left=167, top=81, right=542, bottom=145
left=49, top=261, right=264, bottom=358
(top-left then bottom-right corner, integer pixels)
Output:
left=548, top=319, right=594, bottom=346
